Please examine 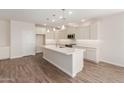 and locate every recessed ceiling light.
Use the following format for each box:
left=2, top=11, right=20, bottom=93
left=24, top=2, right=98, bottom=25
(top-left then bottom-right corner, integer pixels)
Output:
left=43, top=24, right=47, bottom=26
left=52, top=19, right=55, bottom=22
left=59, top=16, right=63, bottom=19
left=81, top=19, right=86, bottom=22
left=68, top=11, right=72, bottom=15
